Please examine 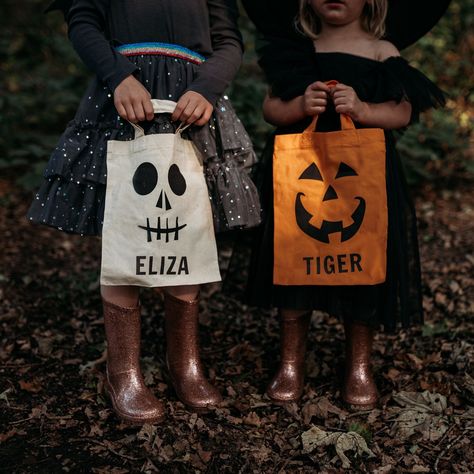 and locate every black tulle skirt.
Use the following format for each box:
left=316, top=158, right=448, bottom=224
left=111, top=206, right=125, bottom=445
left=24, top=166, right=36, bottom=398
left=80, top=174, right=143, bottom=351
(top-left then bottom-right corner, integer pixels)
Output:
left=27, top=52, right=261, bottom=235
left=246, top=130, right=423, bottom=332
